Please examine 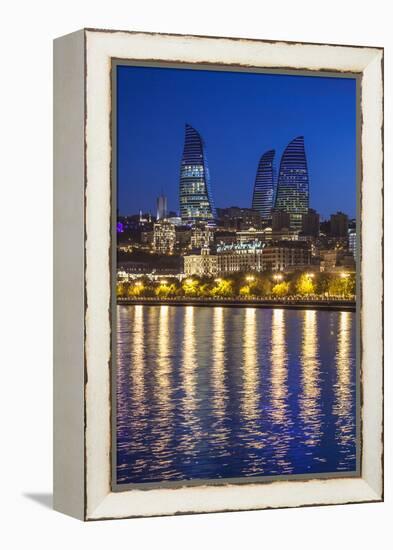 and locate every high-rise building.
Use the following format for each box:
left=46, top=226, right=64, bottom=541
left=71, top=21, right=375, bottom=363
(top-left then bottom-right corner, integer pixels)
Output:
left=153, top=220, right=176, bottom=254
left=156, top=195, right=168, bottom=220
left=274, top=136, right=310, bottom=230
left=330, top=211, right=349, bottom=237
left=302, top=208, right=320, bottom=237
left=251, top=149, right=276, bottom=220
left=179, top=124, right=216, bottom=222
left=216, top=206, right=262, bottom=230
left=348, top=229, right=357, bottom=259
left=271, top=209, right=291, bottom=231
